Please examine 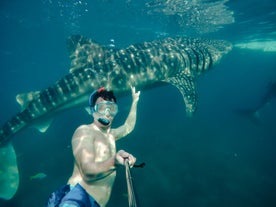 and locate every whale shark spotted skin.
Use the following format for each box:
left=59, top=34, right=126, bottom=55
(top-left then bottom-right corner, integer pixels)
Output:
left=0, top=35, right=232, bottom=145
